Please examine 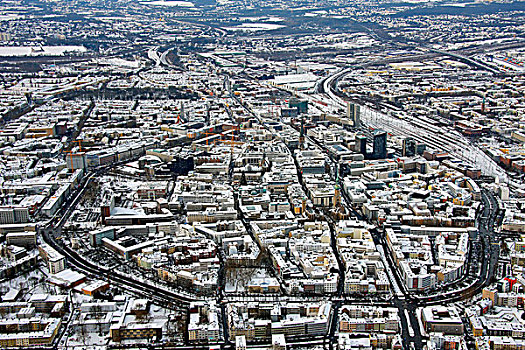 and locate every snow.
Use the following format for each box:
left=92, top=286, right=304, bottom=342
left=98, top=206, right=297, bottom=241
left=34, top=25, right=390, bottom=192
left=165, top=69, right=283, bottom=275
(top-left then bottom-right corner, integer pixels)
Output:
left=222, top=23, right=286, bottom=32
left=225, top=268, right=275, bottom=293
left=0, top=14, right=22, bottom=21
left=2, top=288, right=20, bottom=302
left=142, top=0, right=196, bottom=7
left=273, top=73, right=319, bottom=85
left=111, top=207, right=143, bottom=216
left=0, top=46, right=87, bottom=57
left=100, top=58, right=140, bottom=68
